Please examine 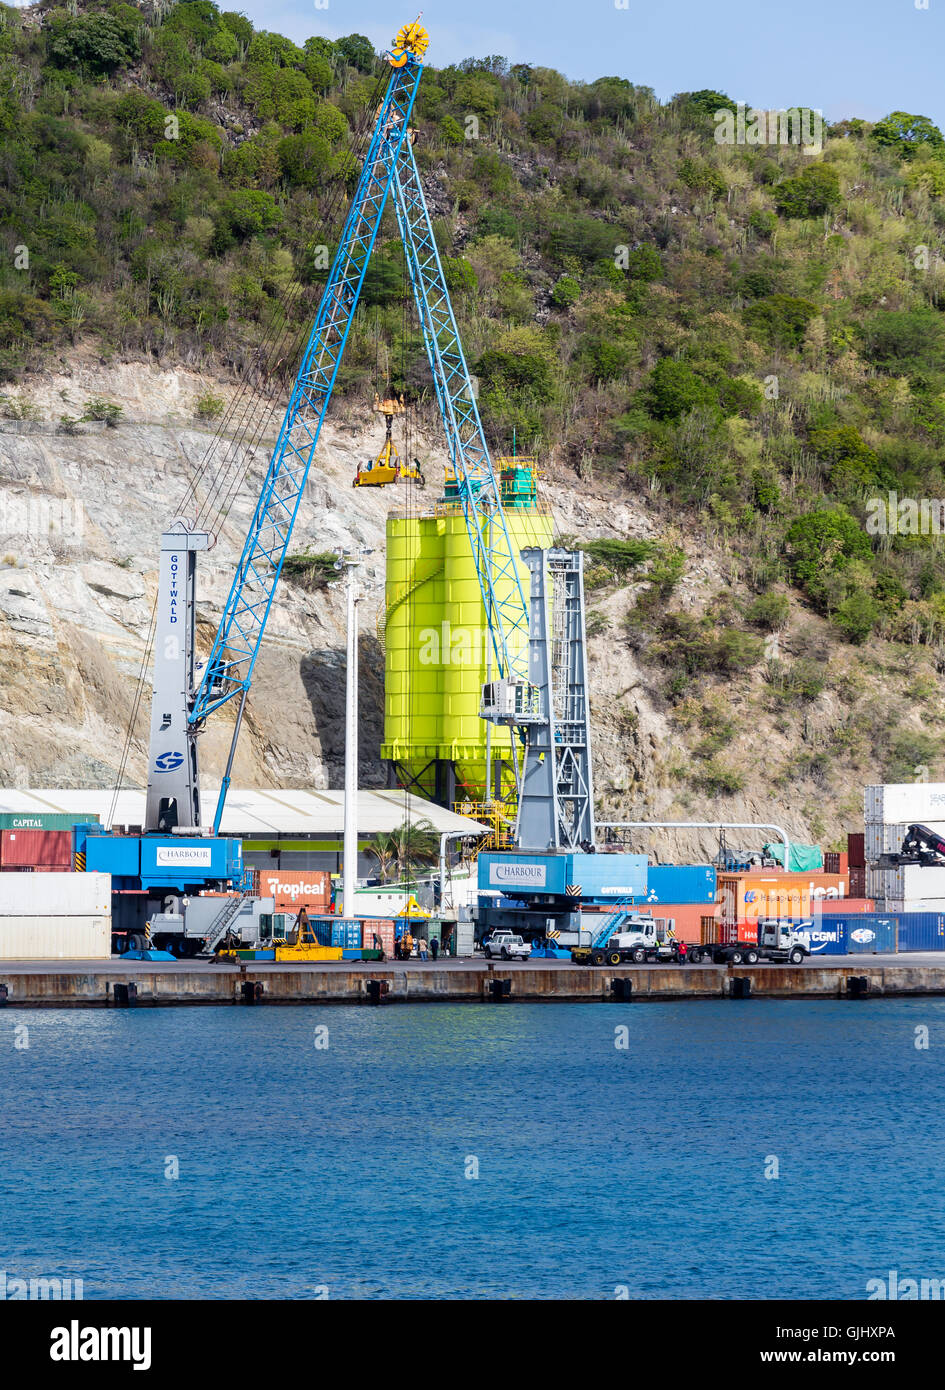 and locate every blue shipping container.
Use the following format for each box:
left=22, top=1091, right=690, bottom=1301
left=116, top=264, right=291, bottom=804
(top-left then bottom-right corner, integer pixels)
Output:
left=895, top=913, right=945, bottom=952
left=570, top=852, right=647, bottom=900
left=640, top=865, right=717, bottom=905
left=819, top=913, right=896, bottom=955
left=329, top=919, right=363, bottom=948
